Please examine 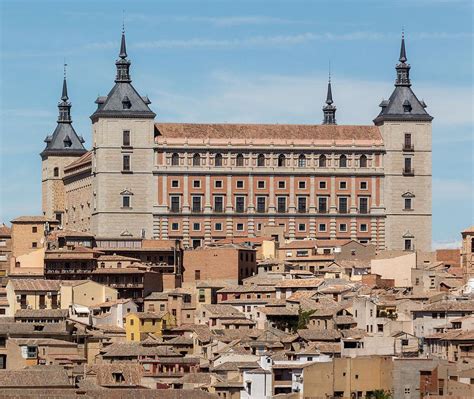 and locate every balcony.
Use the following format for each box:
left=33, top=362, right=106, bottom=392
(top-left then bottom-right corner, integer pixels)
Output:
left=403, top=168, right=415, bottom=176
left=403, top=144, right=414, bottom=152
left=297, top=208, right=307, bottom=214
